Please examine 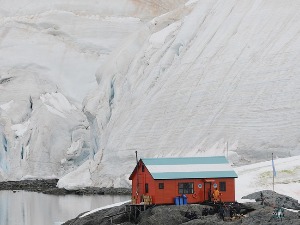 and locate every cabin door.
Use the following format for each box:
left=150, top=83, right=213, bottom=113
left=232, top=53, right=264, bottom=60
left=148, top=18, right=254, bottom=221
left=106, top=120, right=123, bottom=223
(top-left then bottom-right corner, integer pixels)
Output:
left=204, top=182, right=212, bottom=202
